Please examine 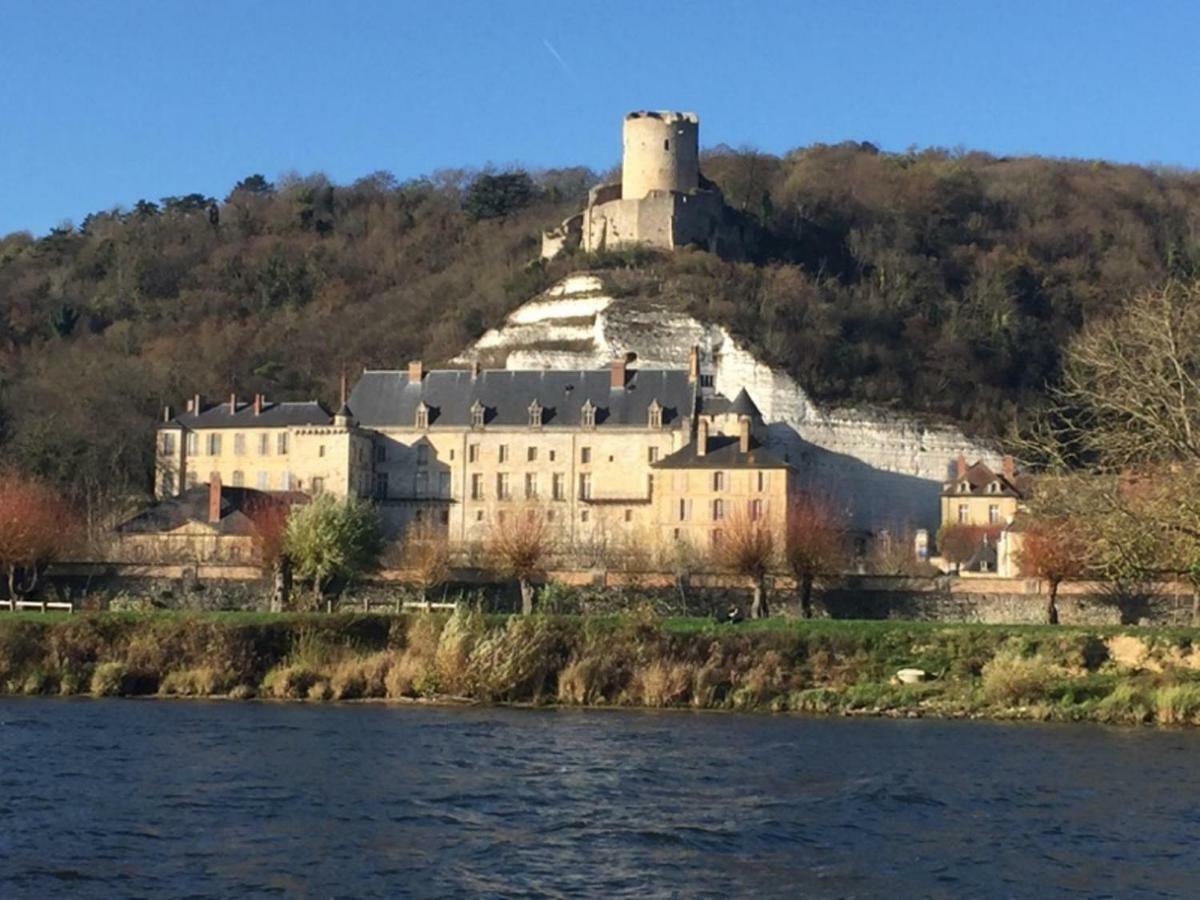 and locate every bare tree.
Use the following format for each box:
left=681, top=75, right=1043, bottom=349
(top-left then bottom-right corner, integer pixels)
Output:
left=400, top=517, right=451, bottom=608
left=0, top=472, right=76, bottom=598
left=485, top=506, right=554, bottom=615
left=246, top=496, right=292, bottom=611
left=715, top=510, right=777, bottom=619
left=1017, top=517, right=1089, bottom=624
left=785, top=494, right=848, bottom=618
